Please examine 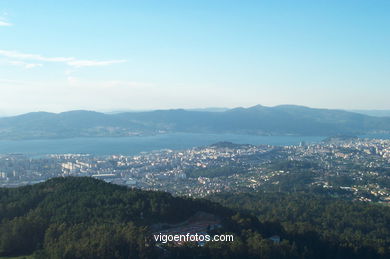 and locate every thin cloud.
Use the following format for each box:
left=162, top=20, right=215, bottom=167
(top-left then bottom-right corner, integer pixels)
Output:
left=0, top=50, right=126, bottom=68
left=67, top=59, right=126, bottom=68
left=9, top=61, right=43, bottom=69
left=0, top=50, right=74, bottom=62
left=0, top=20, right=11, bottom=26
